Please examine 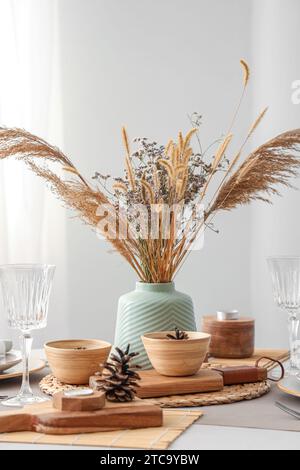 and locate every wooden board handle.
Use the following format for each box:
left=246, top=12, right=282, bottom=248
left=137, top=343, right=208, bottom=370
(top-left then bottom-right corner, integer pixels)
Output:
left=34, top=424, right=124, bottom=435
left=212, top=366, right=267, bottom=385
left=0, top=404, right=163, bottom=435
left=0, top=413, right=33, bottom=433
left=36, top=405, right=162, bottom=430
